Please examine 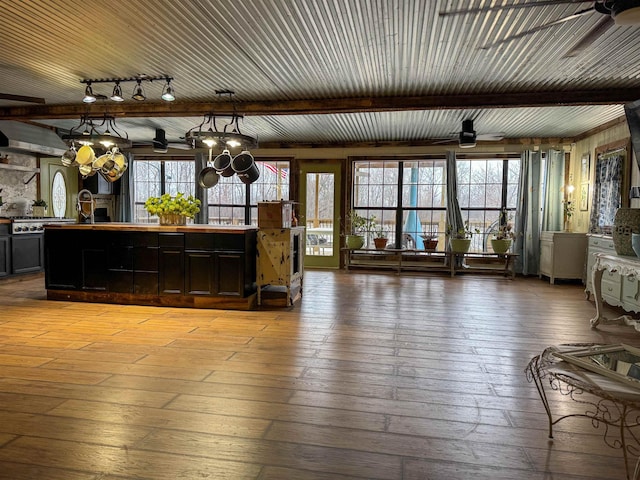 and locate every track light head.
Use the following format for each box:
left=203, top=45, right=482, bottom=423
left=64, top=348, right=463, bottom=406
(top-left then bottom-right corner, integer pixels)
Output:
left=83, top=83, right=96, bottom=103
left=110, top=82, right=124, bottom=102
left=131, top=80, right=146, bottom=101
left=161, top=80, right=175, bottom=101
